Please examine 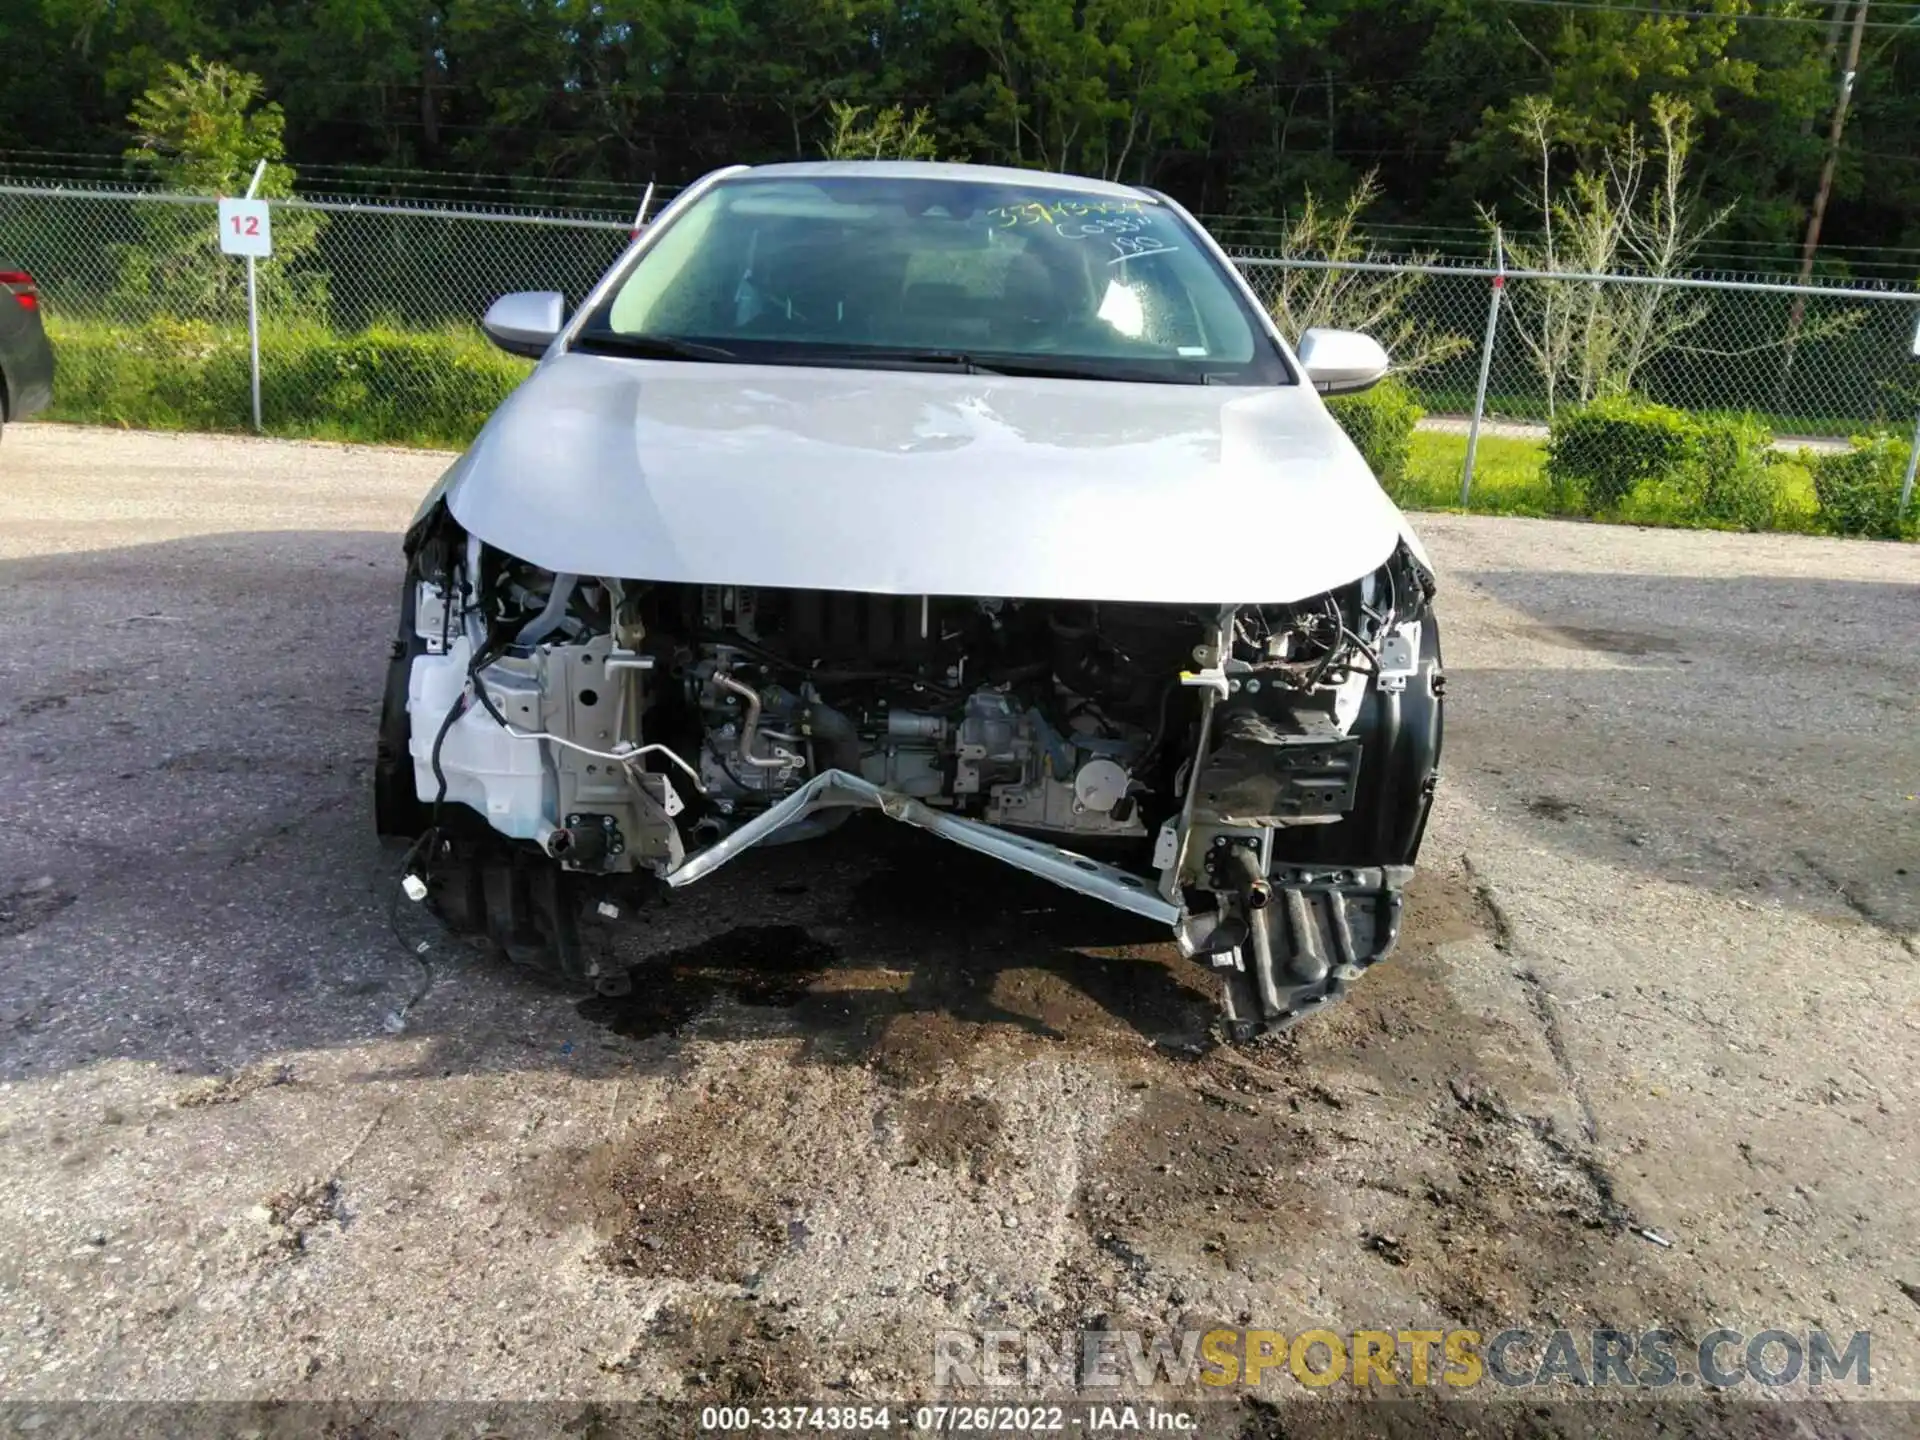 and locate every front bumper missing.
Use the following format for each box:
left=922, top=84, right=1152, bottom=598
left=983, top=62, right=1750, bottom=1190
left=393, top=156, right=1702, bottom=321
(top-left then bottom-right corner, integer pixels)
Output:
left=663, top=769, right=1181, bottom=926
left=661, top=771, right=1412, bottom=1038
